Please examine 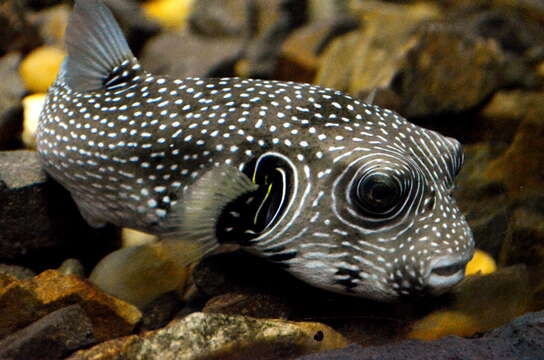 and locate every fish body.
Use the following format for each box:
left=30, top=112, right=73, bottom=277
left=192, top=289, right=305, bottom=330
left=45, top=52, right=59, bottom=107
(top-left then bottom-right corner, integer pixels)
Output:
left=37, top=0, right=474, bottom=301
